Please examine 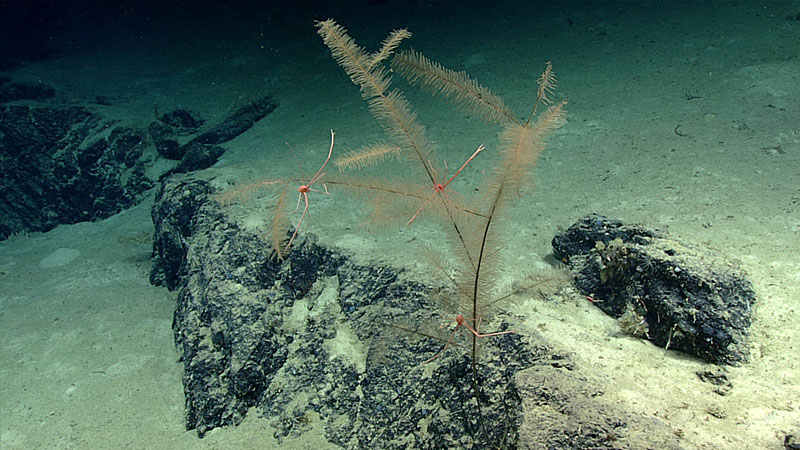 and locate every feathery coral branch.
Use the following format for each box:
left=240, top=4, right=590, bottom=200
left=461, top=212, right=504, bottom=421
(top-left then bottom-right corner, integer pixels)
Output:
left=369, top=28, right=412, bottom=70
left=392, top=49, right=518, bottom=125
left=335, top=143, right=402, bottom=171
